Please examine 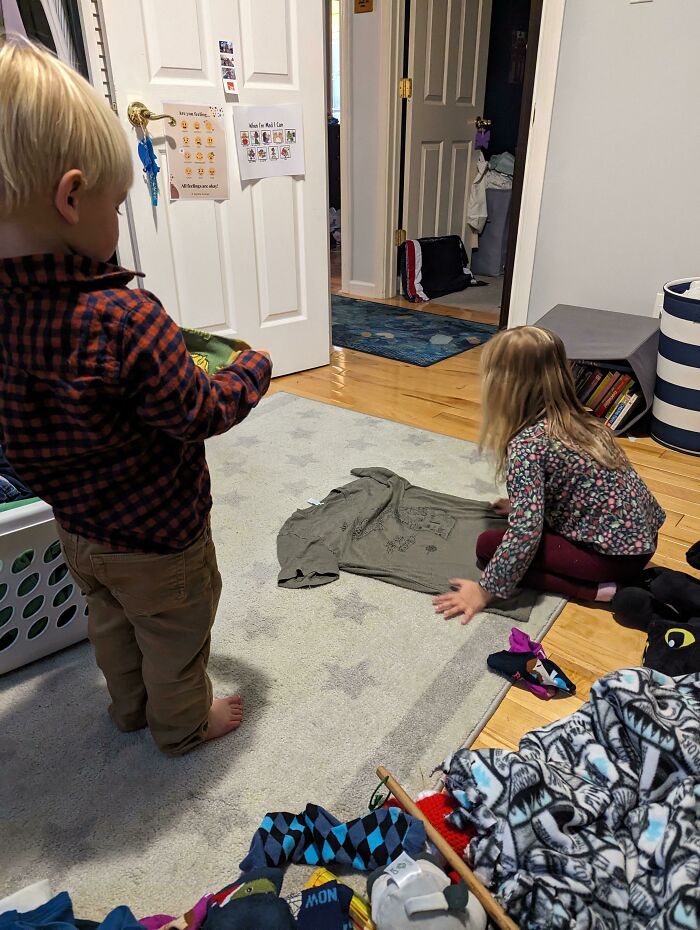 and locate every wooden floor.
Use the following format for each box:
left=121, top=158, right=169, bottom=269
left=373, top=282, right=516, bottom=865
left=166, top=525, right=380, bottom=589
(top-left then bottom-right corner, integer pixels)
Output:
left=272, top=254, right=700, bottom=751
